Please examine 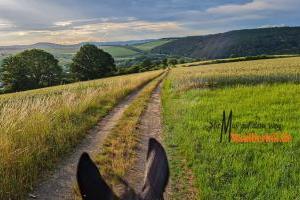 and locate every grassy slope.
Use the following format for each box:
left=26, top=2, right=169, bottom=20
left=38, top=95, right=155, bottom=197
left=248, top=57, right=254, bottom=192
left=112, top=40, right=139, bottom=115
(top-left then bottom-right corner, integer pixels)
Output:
left=46, top=45, right=140, bottom=58
left=171, top=57, right=300, bottom=91
left=101, top=46, right=139, bottom=57
left=133, top=39, right=173, bottom=51
left=162, top=57, right=300, bottom=199
left=46, top=46, right=139, bottom=65
left=0, top=72, right=160, bottom=101
left=0, top=45, right=140, bottom=68
left=0, top=70, right=163, bottom=199
left=177, top=55, right=300, bottom=68
left=0, top=39, right=173, bottom=68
